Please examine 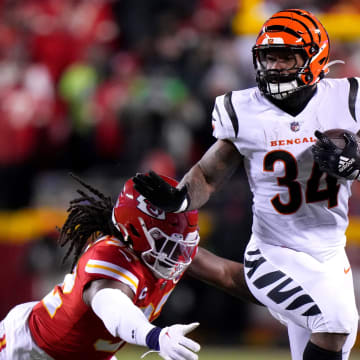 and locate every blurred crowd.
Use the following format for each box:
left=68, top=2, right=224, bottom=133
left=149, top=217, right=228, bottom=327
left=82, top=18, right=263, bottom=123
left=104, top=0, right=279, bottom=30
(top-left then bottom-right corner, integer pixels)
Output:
left=1, top=0, right=360, bottom=348
left=0, top=0, right=241, bottom=209
left=1, top=0, right=360, bottom=209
